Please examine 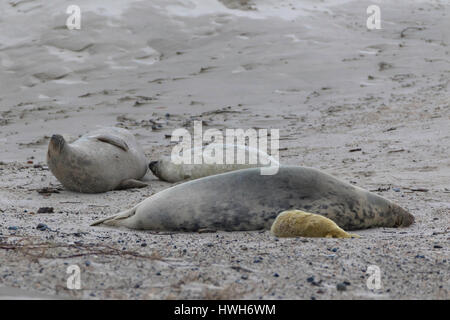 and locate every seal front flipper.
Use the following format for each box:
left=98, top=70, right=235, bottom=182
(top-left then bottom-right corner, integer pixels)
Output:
left=90, top=207, right=136, bottom=227
left=92, top=134, right=129, bottom=151
left=116, top=179, right=148, bottom=190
